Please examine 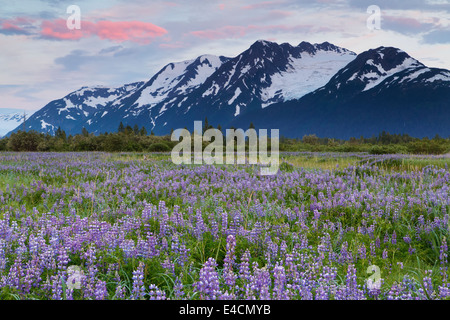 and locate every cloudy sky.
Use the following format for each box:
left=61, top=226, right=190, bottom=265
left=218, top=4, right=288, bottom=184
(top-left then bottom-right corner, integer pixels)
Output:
left=1, top=0, right=449, bottom=112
